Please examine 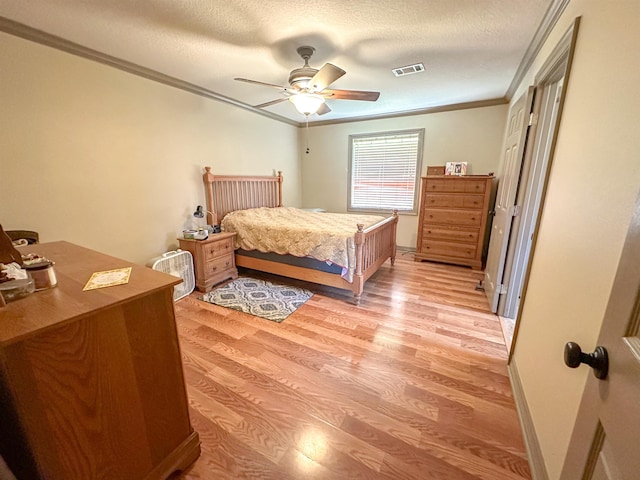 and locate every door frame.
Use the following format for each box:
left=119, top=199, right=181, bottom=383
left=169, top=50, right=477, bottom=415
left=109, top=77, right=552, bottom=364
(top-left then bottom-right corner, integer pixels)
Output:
left=507, top=17, right=581, bottom=360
